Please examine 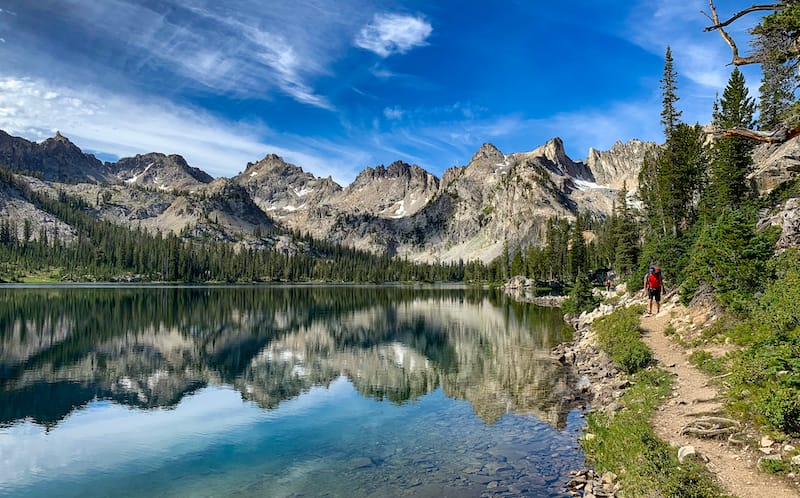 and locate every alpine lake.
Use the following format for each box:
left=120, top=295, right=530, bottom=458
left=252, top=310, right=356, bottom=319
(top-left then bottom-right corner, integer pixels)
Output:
left=0, top=285, right=586, bottom=497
